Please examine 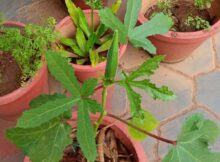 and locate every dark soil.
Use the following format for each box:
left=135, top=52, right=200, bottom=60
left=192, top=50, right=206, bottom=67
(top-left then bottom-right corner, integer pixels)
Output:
left=0, top=51, right=22, bottom=96
left=61, top=128, right=135, bottom=162
left=145, top=0, right=217, bottom=32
